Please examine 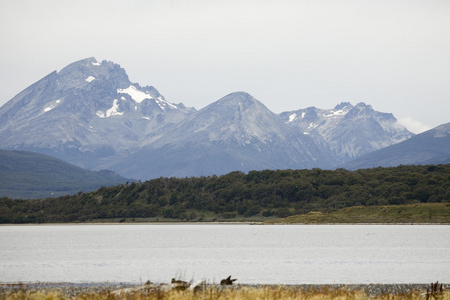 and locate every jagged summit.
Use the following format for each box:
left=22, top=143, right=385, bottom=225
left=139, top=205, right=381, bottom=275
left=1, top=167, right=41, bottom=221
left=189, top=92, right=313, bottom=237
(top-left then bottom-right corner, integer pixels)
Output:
left=59, top=57, right=105, bottom=71
left=280, top=101, right=413, bottom=165
left=343, top=102, right=375, bottom=119
left=334, top=101, right=352, bottom=110
left=55, top=57, right=130, bottom=90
